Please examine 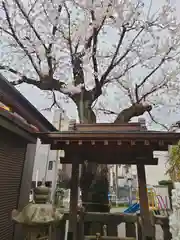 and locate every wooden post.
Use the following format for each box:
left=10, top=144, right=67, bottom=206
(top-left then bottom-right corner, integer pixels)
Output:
left=67, top=161, right=79, bottom=240
left=125, top=222, right=136, bottom=238
left=137, top=213, right=142, bottom=240
left=78, top=207, right=85, bottom=240
left=137, top=164, right=155, bottom=240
